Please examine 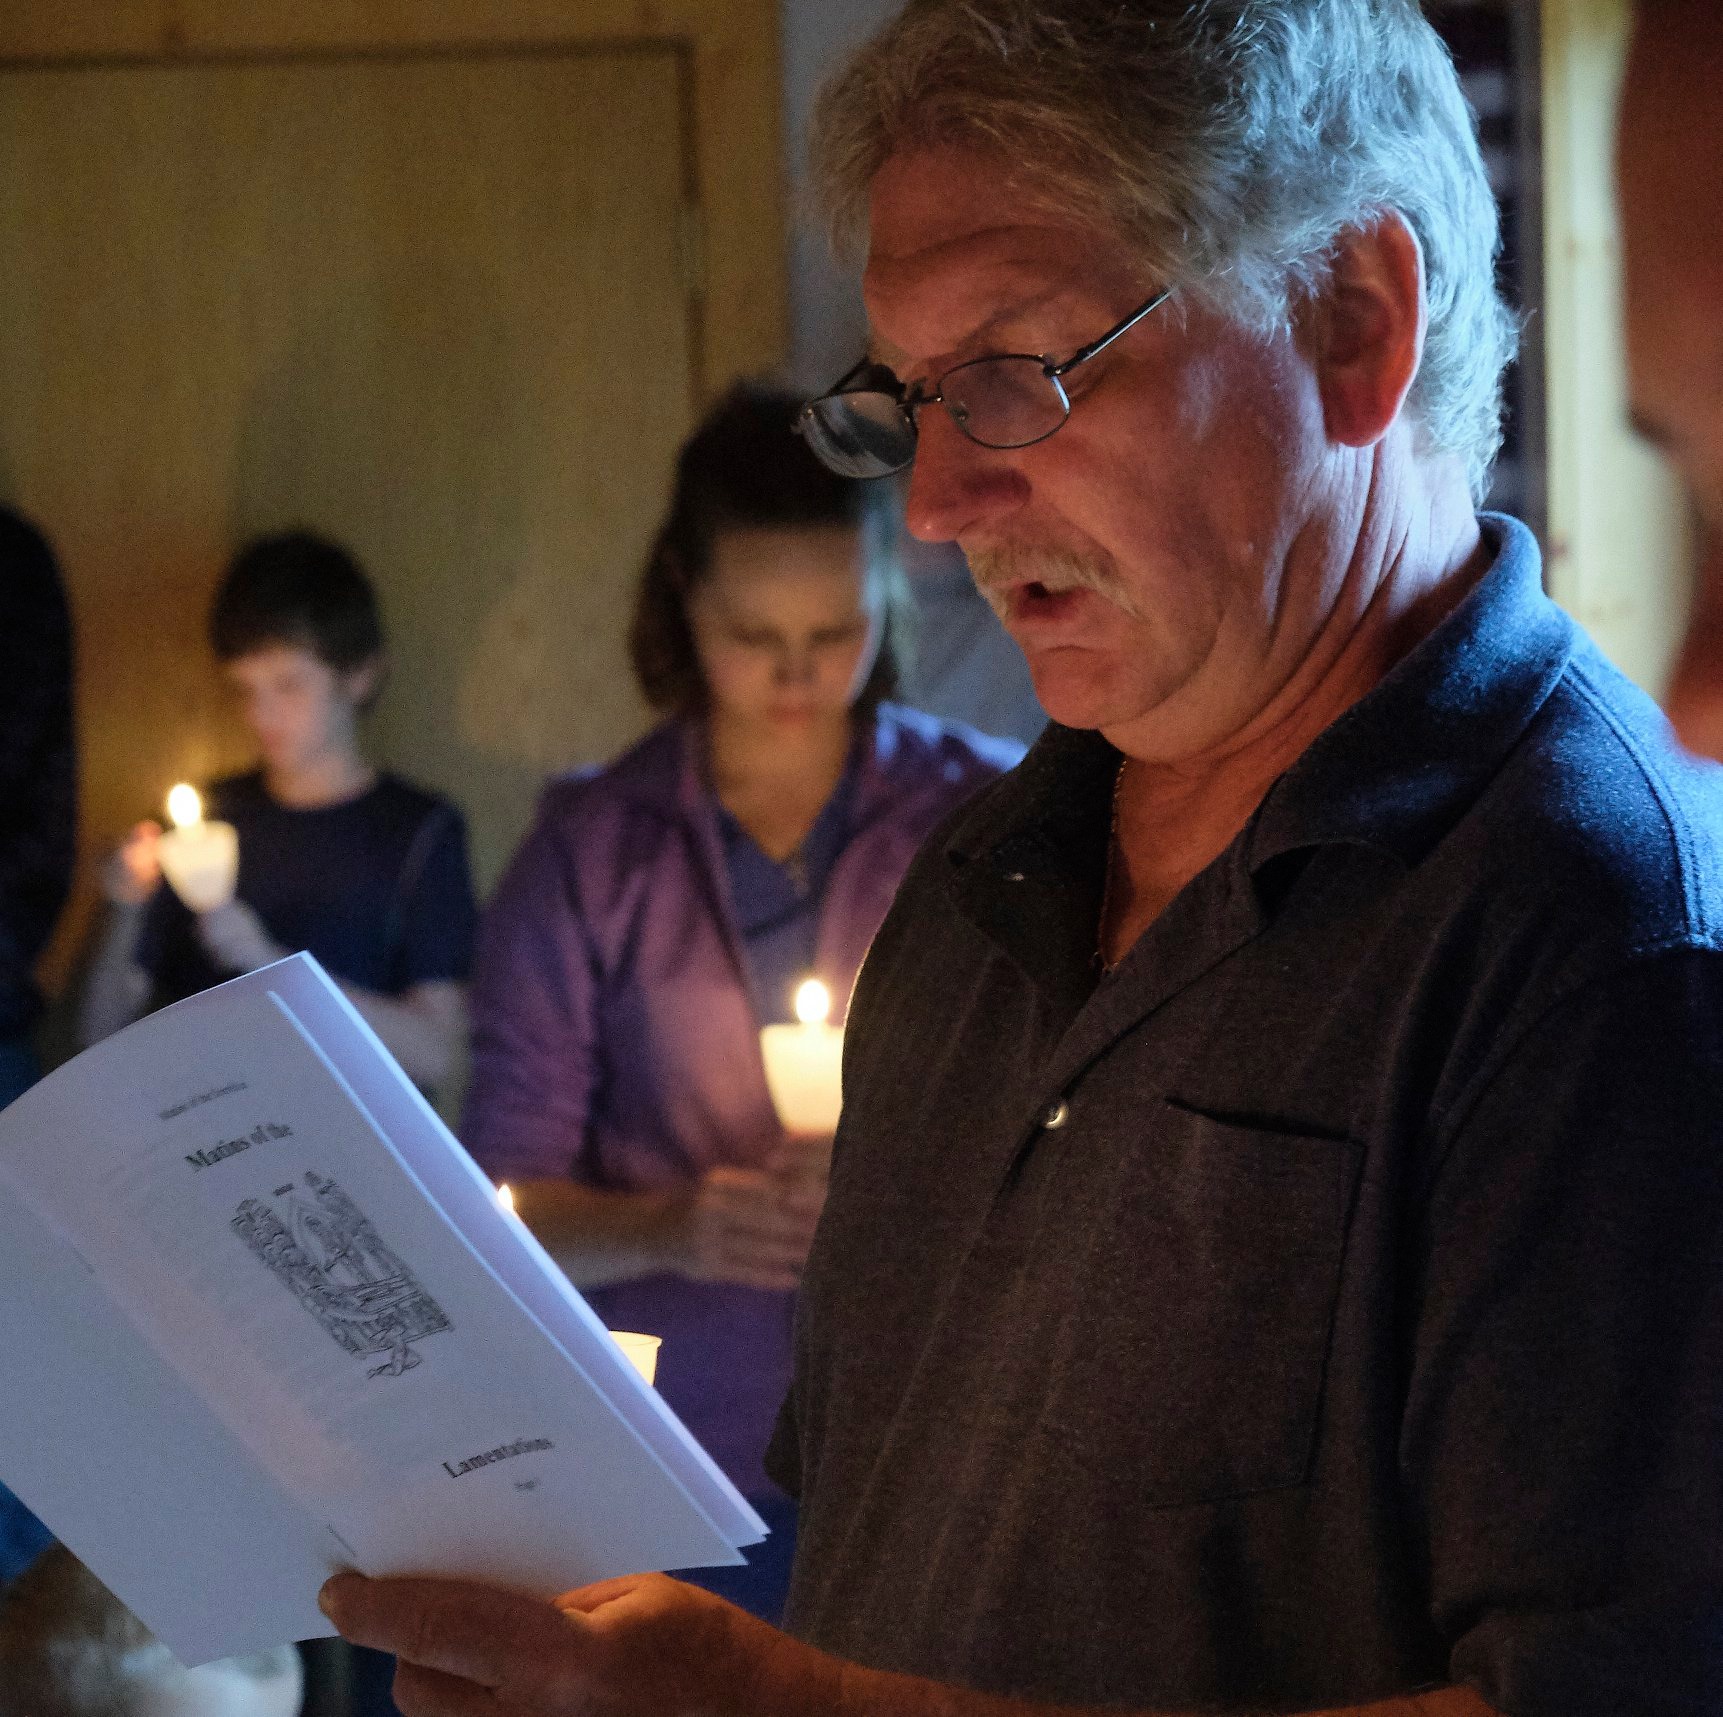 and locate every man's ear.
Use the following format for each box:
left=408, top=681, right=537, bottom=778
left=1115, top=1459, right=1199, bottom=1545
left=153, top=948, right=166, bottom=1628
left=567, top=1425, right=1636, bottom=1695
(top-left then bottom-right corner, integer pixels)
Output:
left=1304, top=212, right=1427, bottom=452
